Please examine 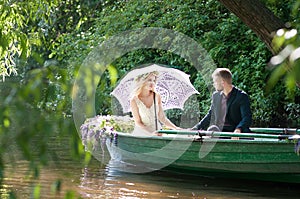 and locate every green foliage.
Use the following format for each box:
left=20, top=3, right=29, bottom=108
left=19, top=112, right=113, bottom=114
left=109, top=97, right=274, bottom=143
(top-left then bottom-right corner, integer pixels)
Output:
left=33, top=184, right=41, bottom=199
left=266, top=0, right=300, bottom=96
left=0, top=0, right=104, bottom=81
left=285, top=96, right=300, bottom=126
left=50, top=0, right=299, bottom=127
left=0, top=0, right=33, bottom=80
left=51, top=180, right=62, bottom=194
left=264, top=1, right=300, bottom=126
left=64, top=191, right=75, bottom=199
left=0, top=70, right=87, bottom=198
left=267, top=28, right=300, bottom=99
